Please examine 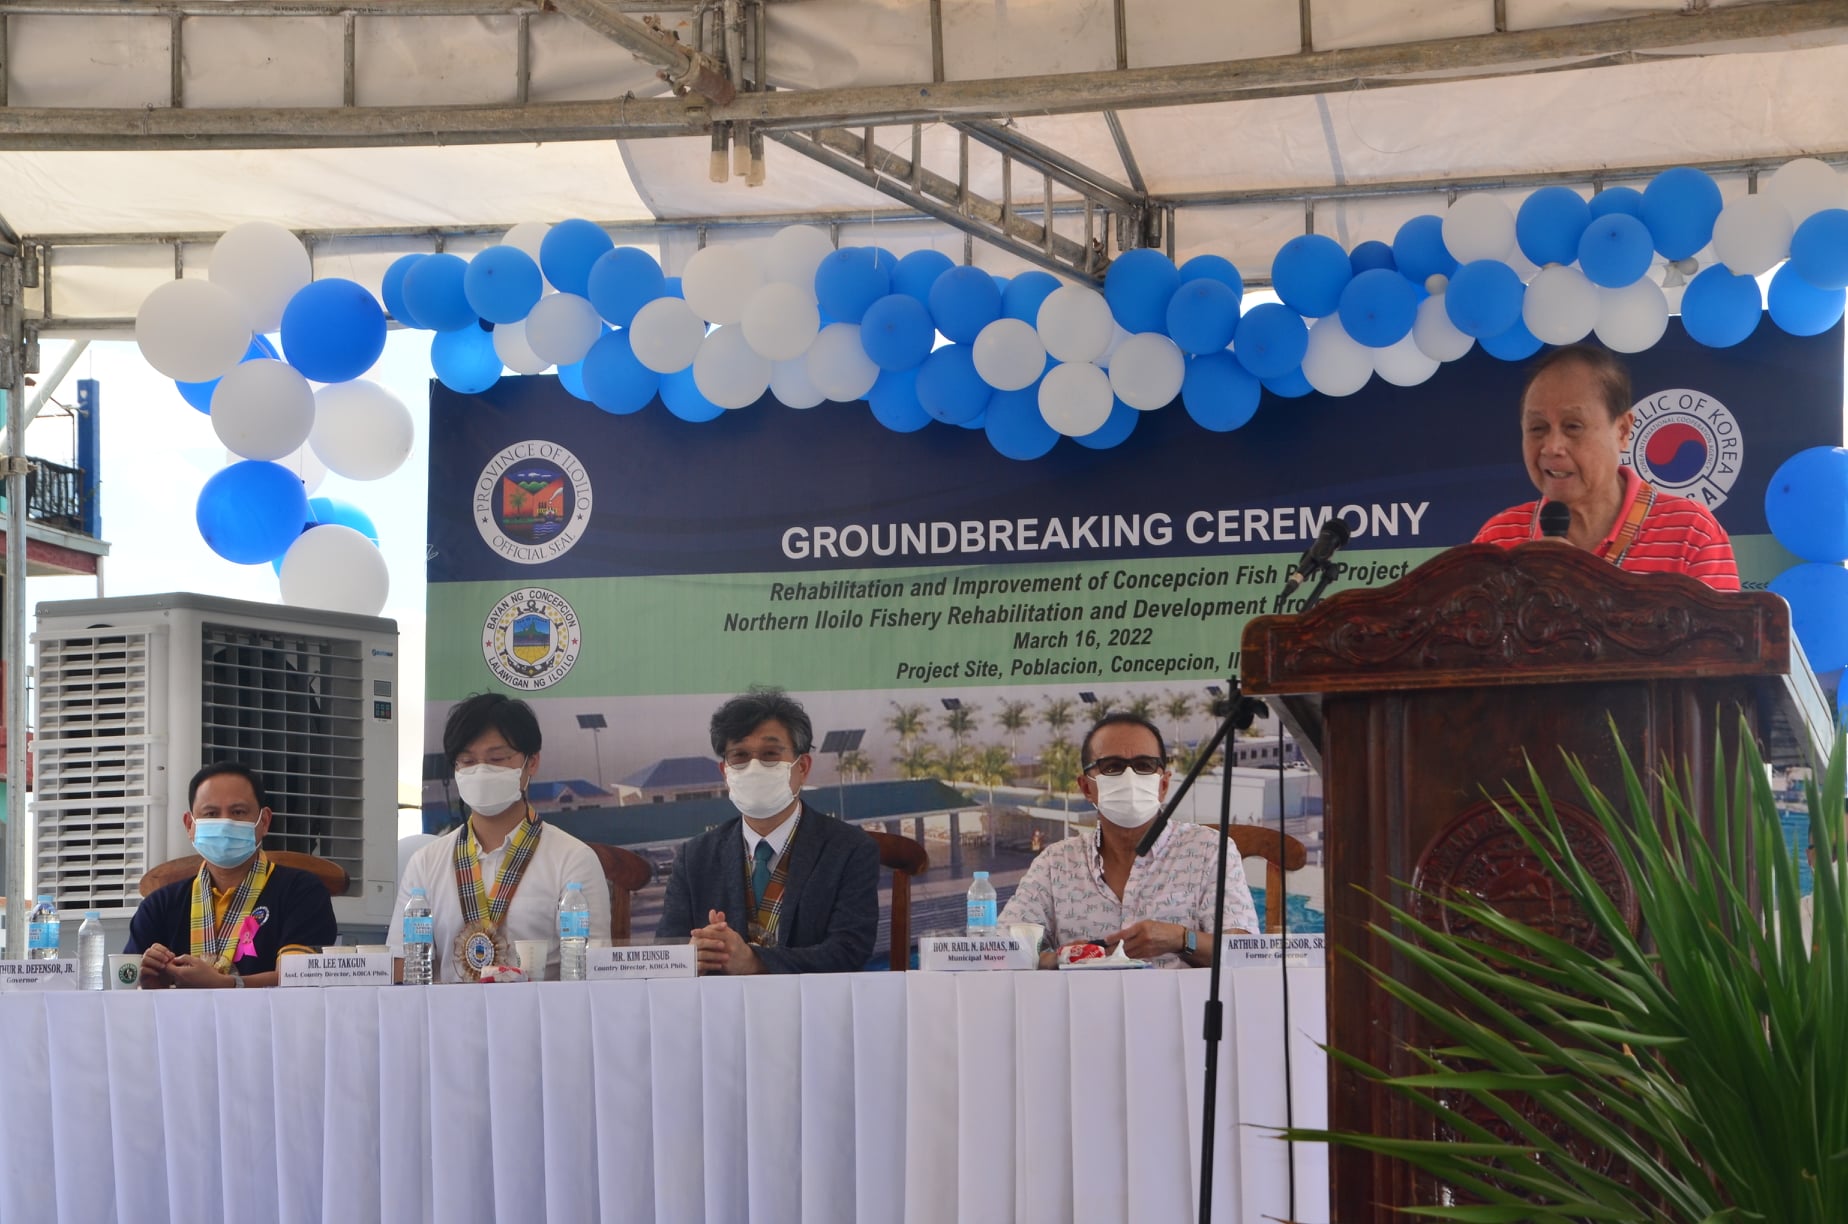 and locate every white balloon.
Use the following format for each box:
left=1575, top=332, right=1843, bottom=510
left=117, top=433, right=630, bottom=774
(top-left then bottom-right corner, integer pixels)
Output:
left=493, top=321, right=551, bottom=375
left=1301, top=315, right=1372, bottom=397
left=500, top=221, right=551, bottom=263
left=1766, top=158, right=1848, bottom=226
left=1107, top=333, right=1185, bottom=410
left=971, top=318, right=1046, bottom=391
left=762, top=226, right=836, bottom=295
left=1522, top=265, right=1600, bottom=345
left=1413, top=294, right=1474, bottom=362
left=280, top=524, right=389, bottom=617
left=310, top=379, right=415, bottom=481
left=1097, top=324, right=1134, bottom=370
left=524, top=292, right=604, bottom=367
left=1372, top=334, right=1440, bottom=387
left=1711, top=195, right=1795, bottom=277
left=272, top=441, right=327, bottom=495
left=1593, top=280, right=1670, bottom=354
left=208, top=221, right=311, bottom=334
left=135, top=279, right=253, bottom=382
left=1038, top=362, right=1114, bottom=436
left=680, top=245, right=764, bottom=325
left=805, top=322, right=880, bottom=402
left=692, top=325, right=773, bottom=410
left=770, top=357, right=826, bottom=409
left=628, top=297, right=706, bottom=374
left=210, top=359, right=315, bottom=460
left=1442, top=194, right=1517, bottom=264
left=740, top=282, right=821, bottom=361
left=1037, top=286, right=1116, bottom=364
